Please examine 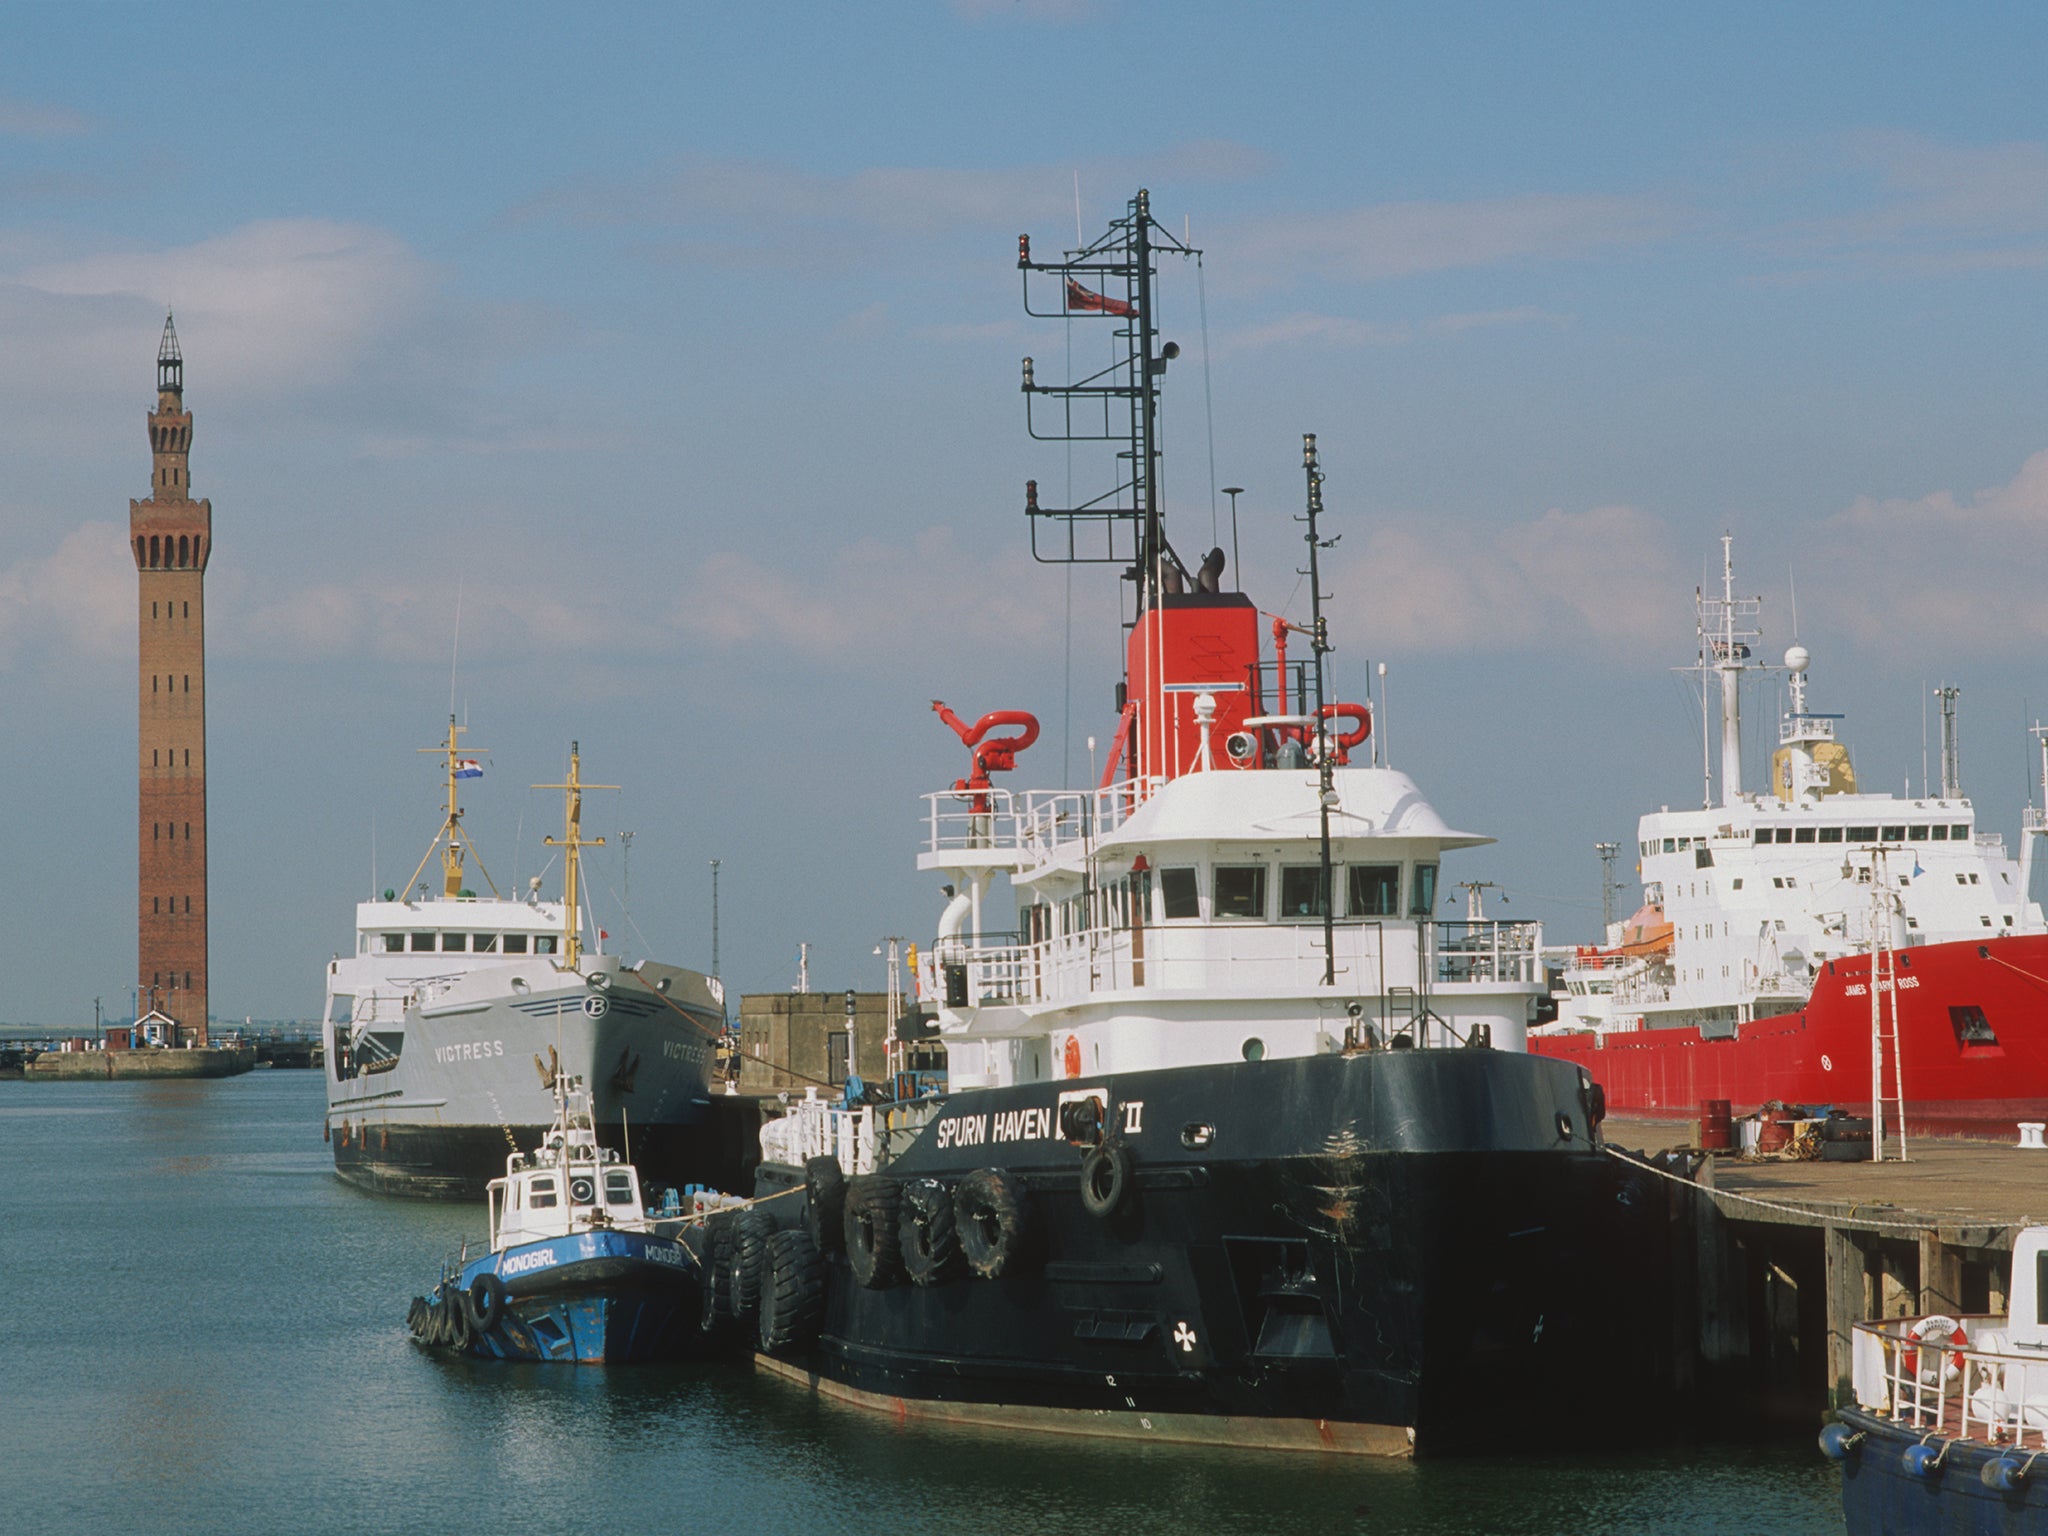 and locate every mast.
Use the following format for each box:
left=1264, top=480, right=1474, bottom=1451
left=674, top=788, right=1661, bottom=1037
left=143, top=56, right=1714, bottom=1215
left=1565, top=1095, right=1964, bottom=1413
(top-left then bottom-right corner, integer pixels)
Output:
left=2019, top=723, right=2048, bottom=935
left=1684, top=536, right=1762, bottom=809
left=1018, top=189, right=1199, bottom=773
left=404, top=715, right=498, bottom=899
left=1301, top=433, right=1338, bottom=986
left=536, top=741, right=615, bottom=967
left=1935, top=685, right=1962, bottom=799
